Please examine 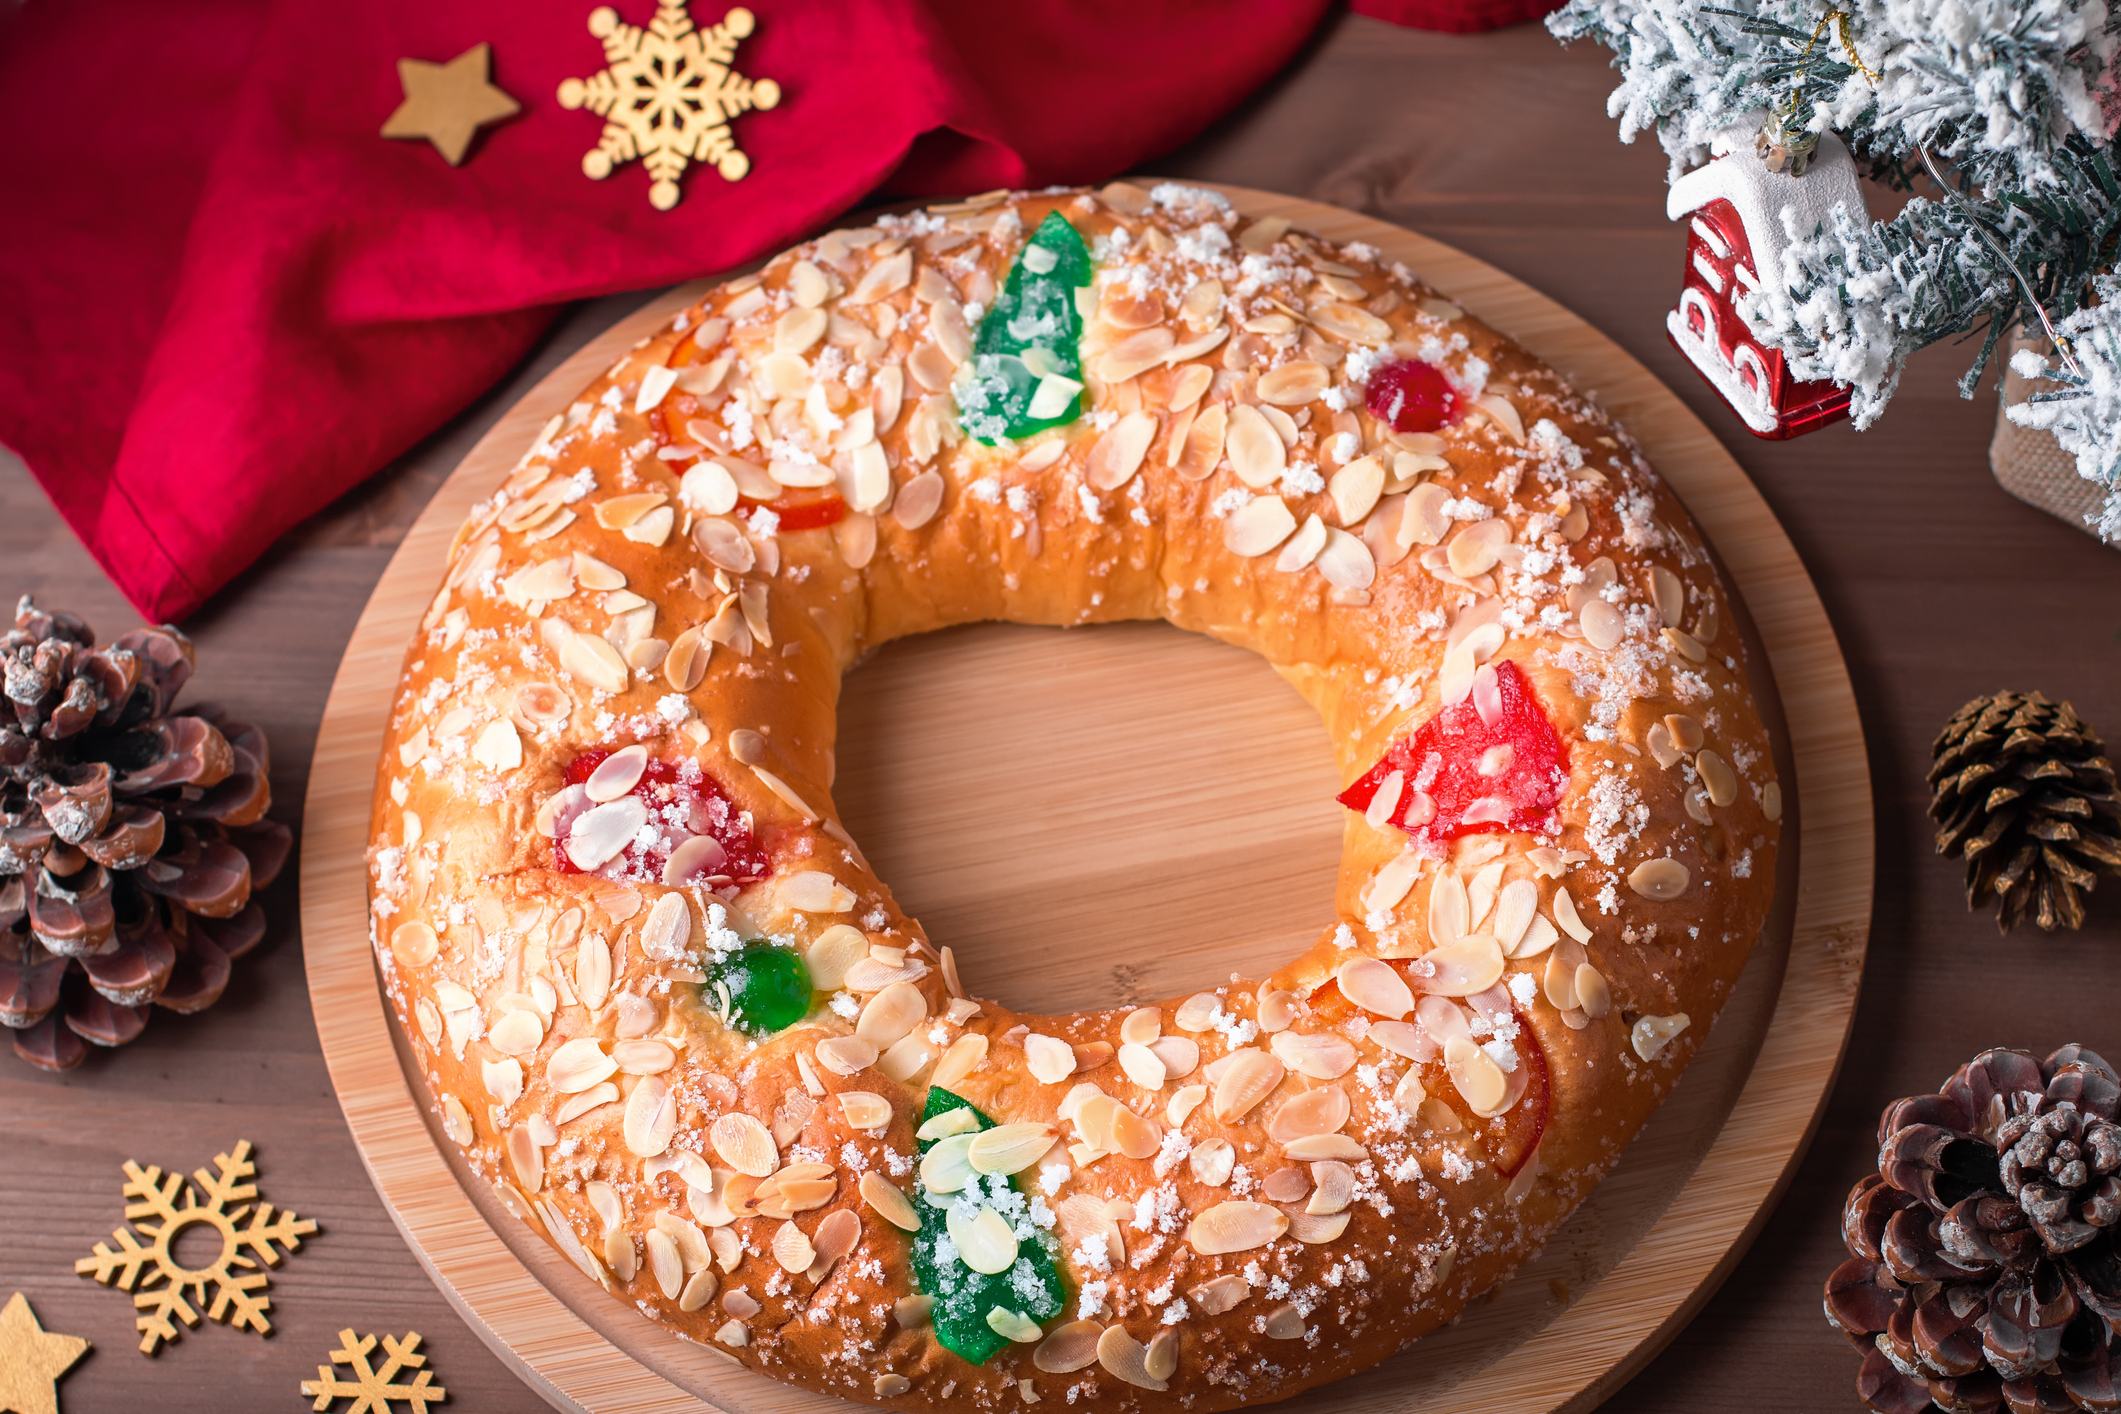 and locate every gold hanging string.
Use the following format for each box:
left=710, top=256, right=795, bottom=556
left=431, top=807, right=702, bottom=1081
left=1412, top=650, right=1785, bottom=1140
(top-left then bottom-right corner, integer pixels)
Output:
left=1799, top=9, right=1880, bottom=87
